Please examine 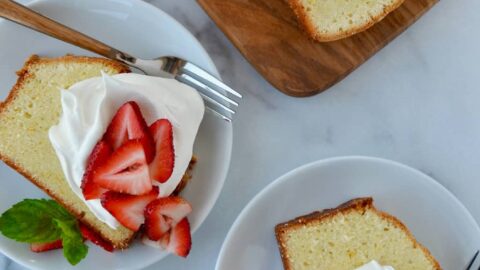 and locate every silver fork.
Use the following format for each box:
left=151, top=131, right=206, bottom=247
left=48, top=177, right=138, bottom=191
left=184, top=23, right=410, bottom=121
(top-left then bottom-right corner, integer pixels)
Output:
left=0, top=0, right=241, bottom=121
left=466, top=250, right=480, bottom=270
